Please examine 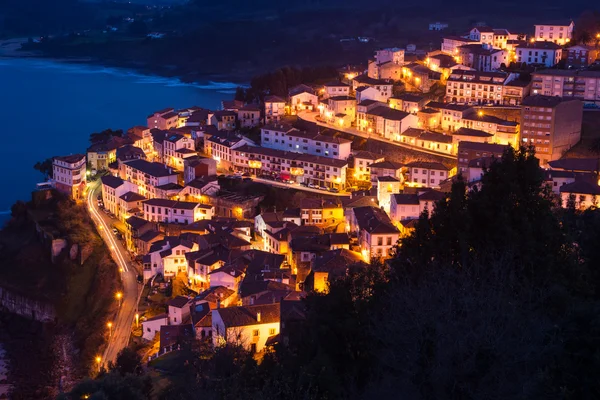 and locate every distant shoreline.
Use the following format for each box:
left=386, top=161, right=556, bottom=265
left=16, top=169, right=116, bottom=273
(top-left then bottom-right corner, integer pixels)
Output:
left=0, top=37, right=250, bottom=86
